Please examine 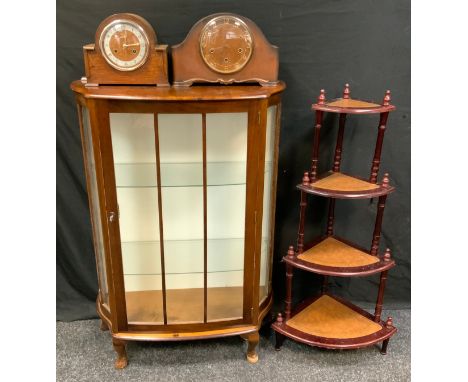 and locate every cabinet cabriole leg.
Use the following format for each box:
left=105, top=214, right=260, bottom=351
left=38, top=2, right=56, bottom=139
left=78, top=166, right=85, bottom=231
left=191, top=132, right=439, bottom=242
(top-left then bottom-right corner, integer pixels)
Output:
left=241, top=331, right=260, bottom=363
left=112, top=338, right=128, bottom=369
left=100, top=319, right=109, bottom=331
